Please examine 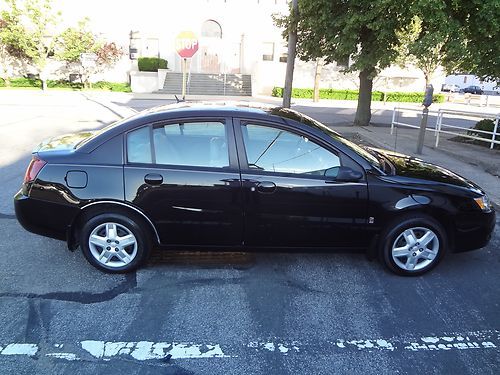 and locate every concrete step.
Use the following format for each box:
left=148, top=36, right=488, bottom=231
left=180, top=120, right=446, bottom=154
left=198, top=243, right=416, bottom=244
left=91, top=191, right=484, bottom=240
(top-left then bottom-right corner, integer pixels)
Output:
left=162, top=73, right=252, bottom=96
